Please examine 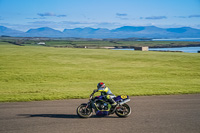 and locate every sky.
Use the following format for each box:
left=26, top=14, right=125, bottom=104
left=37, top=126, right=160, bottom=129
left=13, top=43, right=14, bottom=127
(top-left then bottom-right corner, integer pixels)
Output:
left=0, top=0, right=200, bottom=31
